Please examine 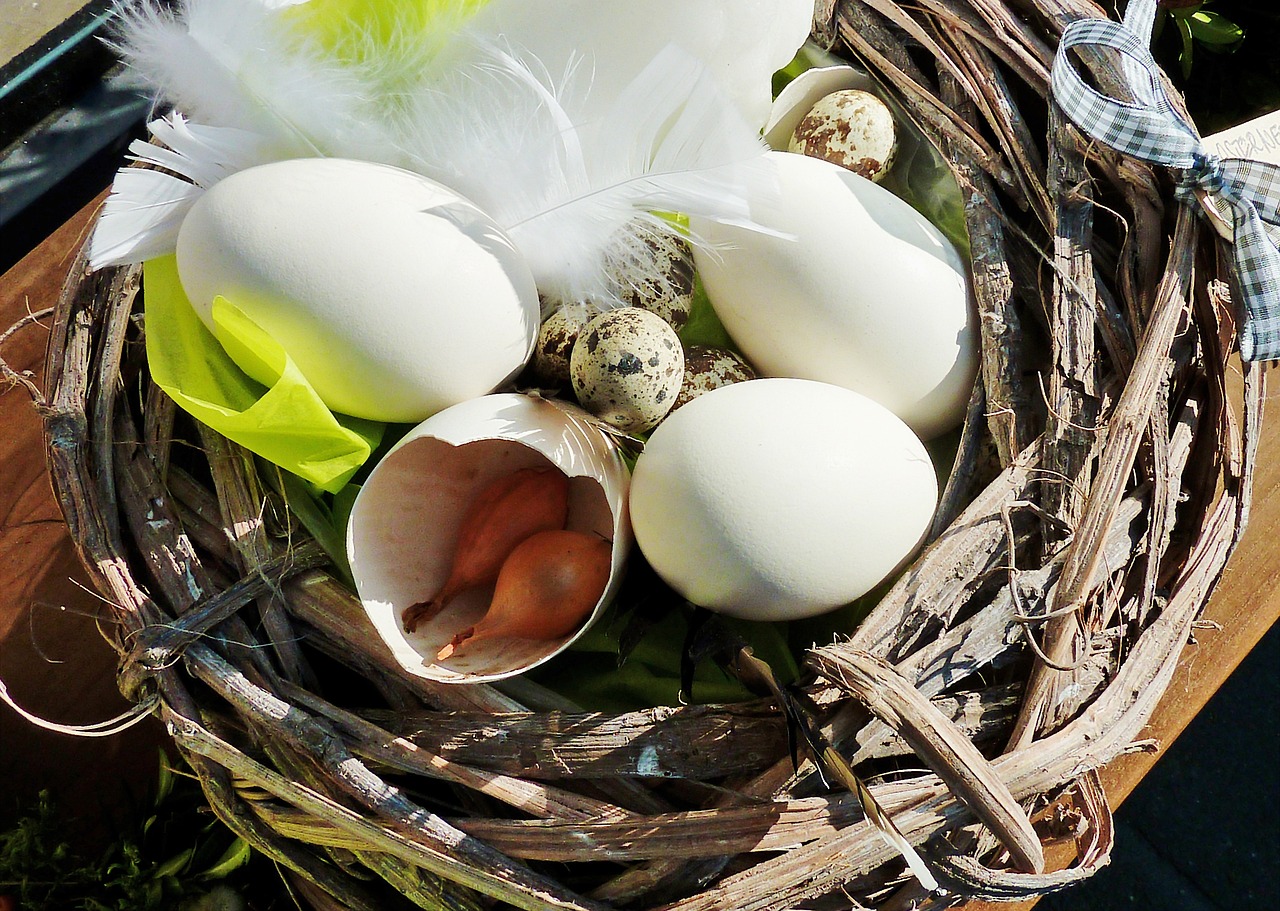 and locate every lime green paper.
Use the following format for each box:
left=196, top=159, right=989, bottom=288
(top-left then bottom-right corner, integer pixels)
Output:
left=143, top=255, right=383, bottom=494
